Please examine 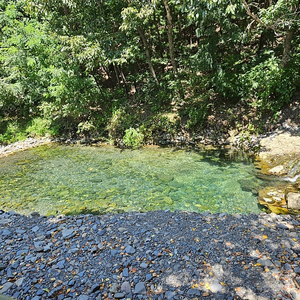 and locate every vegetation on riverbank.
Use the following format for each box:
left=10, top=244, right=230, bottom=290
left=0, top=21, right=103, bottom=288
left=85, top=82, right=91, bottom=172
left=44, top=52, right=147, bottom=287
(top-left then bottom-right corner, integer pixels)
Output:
left=0, top=0, right=299, bottom=146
